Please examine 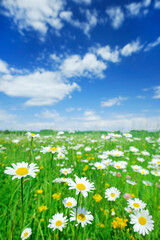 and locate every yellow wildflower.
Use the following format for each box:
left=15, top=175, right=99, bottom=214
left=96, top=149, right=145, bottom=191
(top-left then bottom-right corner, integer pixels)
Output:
left=38, top=205, right=47, bottom=213
left=93, top=194, right=102, bottom=202
left=37, top=189, right=43, bottom=194
left=111, top=217, right=128, bottom=229
left=83, top=165, right=89, bottom=171
left=105, top=183, right=110, bottom=188
left=52, top=192, right=61, bottom=201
